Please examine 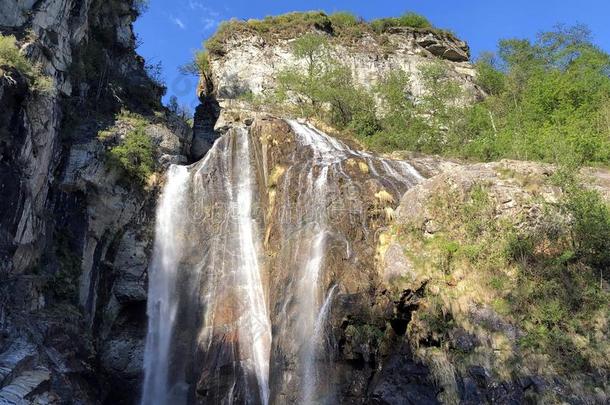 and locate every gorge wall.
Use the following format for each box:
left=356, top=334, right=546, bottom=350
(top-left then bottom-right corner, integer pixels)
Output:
left=1, top=0, right=188, bottom=403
